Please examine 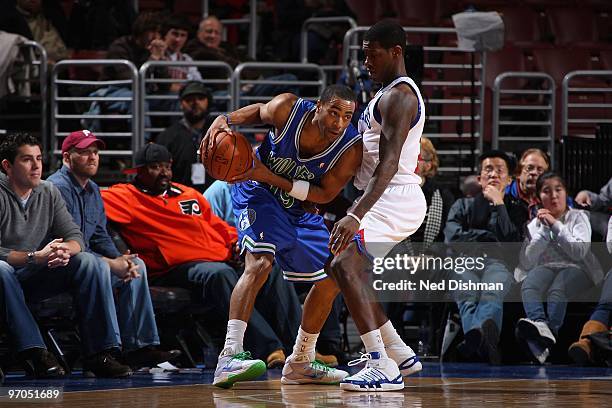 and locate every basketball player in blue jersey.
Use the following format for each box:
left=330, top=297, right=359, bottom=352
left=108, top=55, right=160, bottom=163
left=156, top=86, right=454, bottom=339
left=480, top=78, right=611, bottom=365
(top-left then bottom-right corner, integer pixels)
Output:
left=204, top=85, right=363, bottom=388
left=327, top=20, right=428, bottom=391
